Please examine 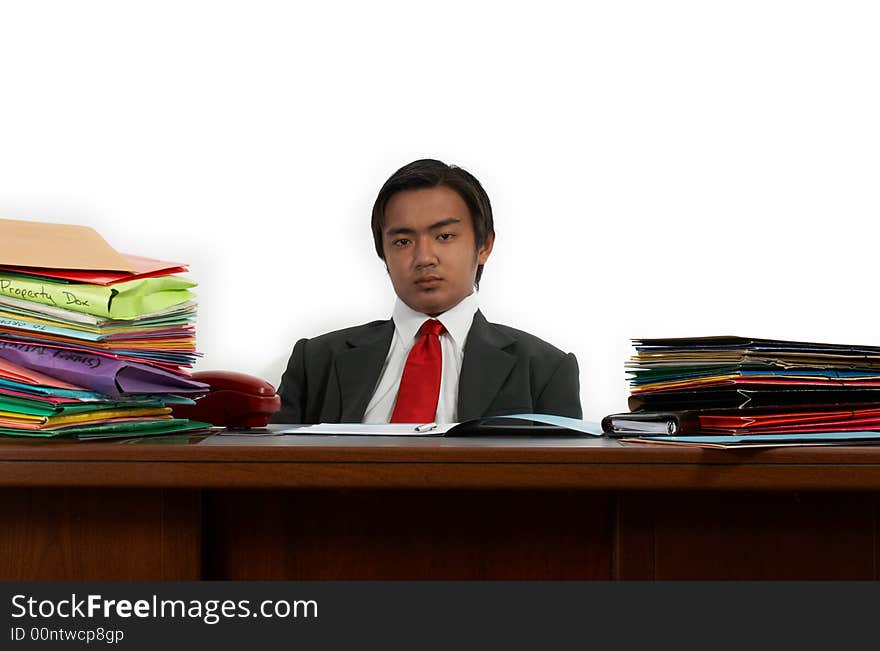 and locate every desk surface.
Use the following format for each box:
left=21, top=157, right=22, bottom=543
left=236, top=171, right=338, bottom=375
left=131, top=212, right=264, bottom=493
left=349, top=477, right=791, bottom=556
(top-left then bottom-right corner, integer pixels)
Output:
left=1, top=425, right=880, bottom=490
left=2, top=426, right=880, bottom=580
